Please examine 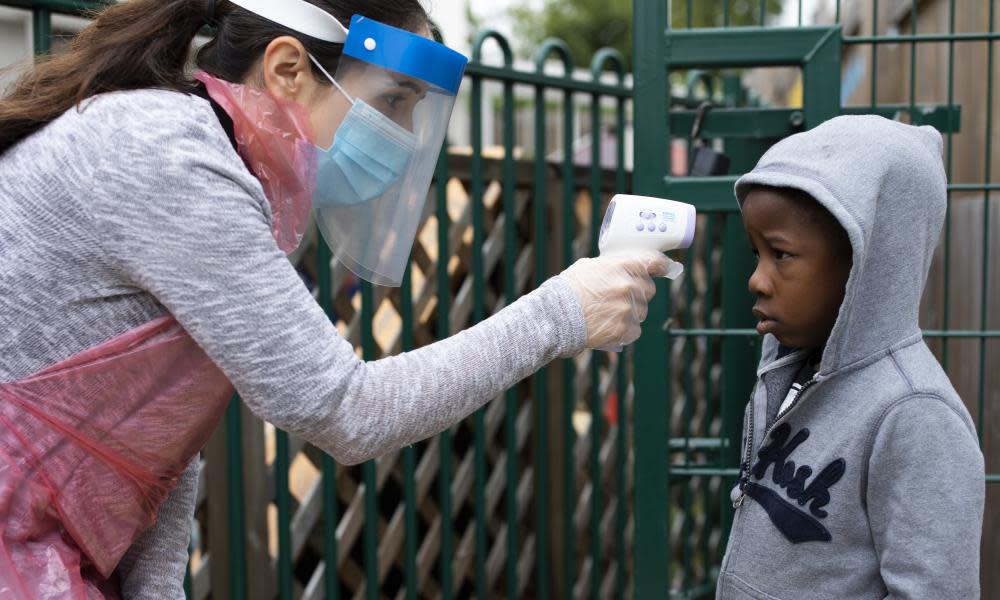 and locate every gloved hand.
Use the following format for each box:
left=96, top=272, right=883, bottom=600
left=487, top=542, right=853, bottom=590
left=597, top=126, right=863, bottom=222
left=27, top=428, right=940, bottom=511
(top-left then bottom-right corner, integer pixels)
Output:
left=559, top=250, right=683, bottom=351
